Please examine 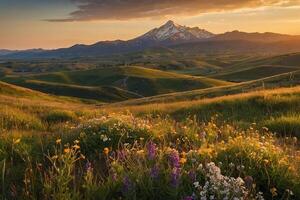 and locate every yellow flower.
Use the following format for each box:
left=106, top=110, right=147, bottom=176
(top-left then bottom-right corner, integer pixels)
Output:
left=137, top=150, right=144, bottom=155
left=64, top=148, right=70, bottom=153
left=13, top=138, right=21, bottom=145
left=73, top=144, right=80, bottom=150
left=180, top=157, right=187, bottom=165
left=263, top=159, right=269, bottom=165
left=270, top=187, right=278, bottom=197
left=56, top=139, right=62, bottom=144
left=103, top=147, right=110, bottom=155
